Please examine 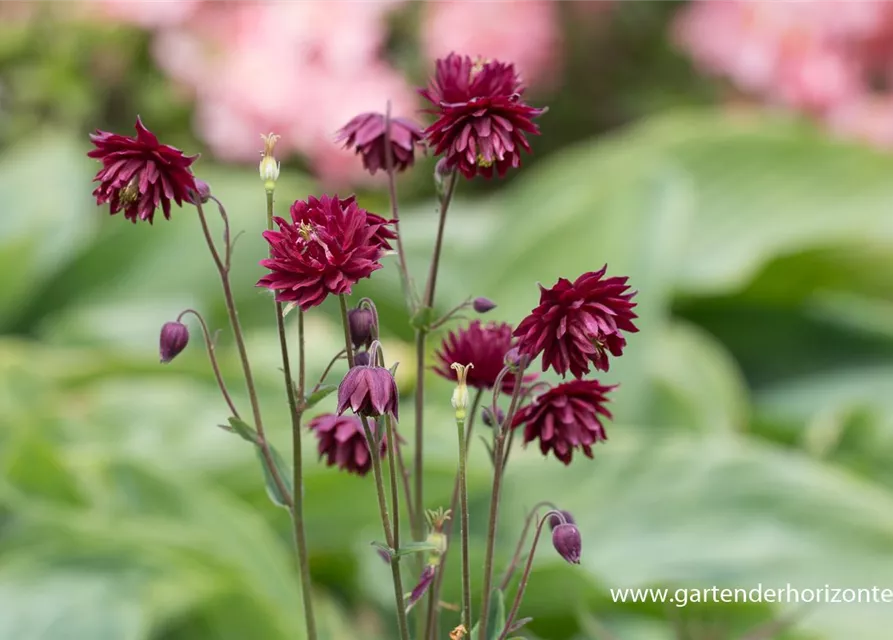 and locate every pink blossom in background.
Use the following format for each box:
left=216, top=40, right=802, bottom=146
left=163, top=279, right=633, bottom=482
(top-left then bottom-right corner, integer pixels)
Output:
left=95, top=0, right=414, bottom=186
left=673, top=0, right=893, bottom=150
left=87, top=0, right=202, bottom=28
left=420, top=0, right=563, bottom=92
